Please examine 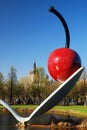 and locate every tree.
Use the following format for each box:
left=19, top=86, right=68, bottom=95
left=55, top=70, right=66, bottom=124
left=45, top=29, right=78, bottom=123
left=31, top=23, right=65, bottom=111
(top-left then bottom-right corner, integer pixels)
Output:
left=0, top=72, right=5, bottom=98
left=6, top=66, right=18, bottom=103
left=37, top=67, right=45, bottom=78
left=67, top=78, right=87, bottom=105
